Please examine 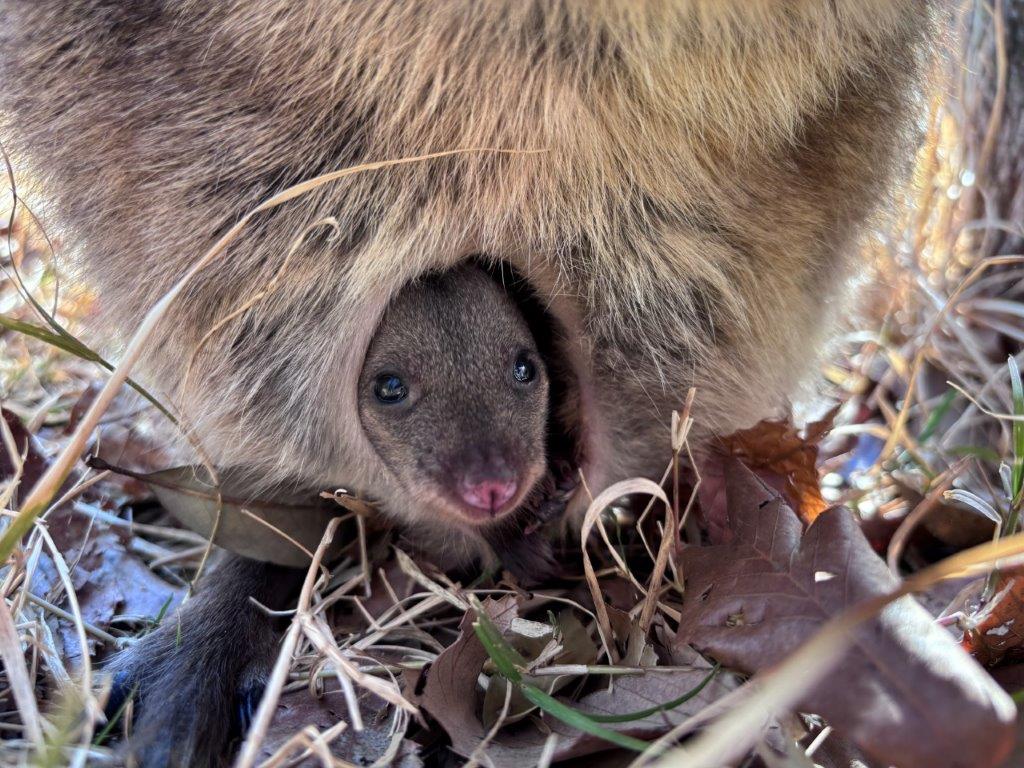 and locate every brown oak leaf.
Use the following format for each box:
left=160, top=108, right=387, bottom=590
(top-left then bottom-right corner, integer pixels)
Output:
left=677, top=460, right=1016, bottom=768
left=962, top=568, right=1024, bottom=666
